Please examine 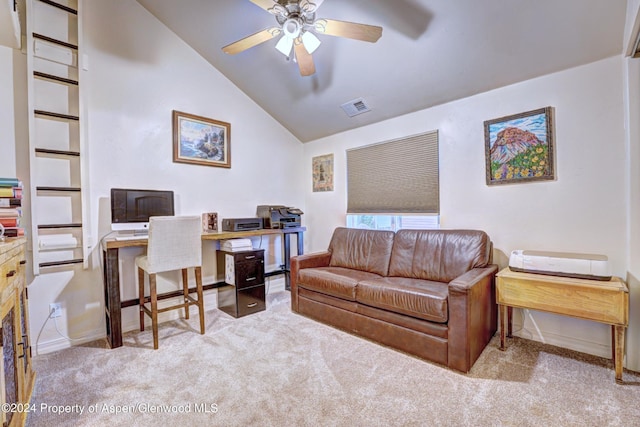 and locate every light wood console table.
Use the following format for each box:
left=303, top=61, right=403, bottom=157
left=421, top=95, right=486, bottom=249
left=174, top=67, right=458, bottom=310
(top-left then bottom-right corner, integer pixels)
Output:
left=496, top=267, right=629, bottom=384
left=101, top=227, right=305, bottom=349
